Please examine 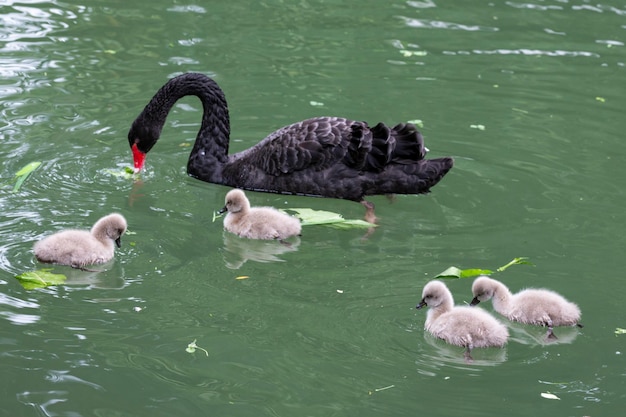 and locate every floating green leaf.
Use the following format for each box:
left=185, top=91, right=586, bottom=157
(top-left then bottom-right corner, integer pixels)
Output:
left=185, top=339, right=209, bottom=356
left=285, top=208, right=376, bottom=228
left=15, top=269, right=66, bottom=290
left=435, top=266, right=493, bottom=279
left=407, top=119, right=424, bottom=128
left=435, top=257, right=531, bottom=279
left=496, top=257, right=533, bottom=272
left=102, top=166, right=138, bottom=179
left=11, top=161, right=41, bottom=192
